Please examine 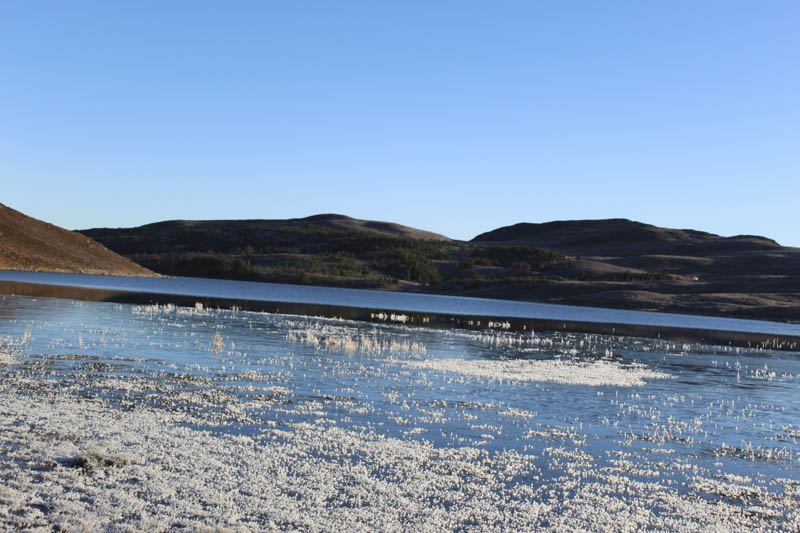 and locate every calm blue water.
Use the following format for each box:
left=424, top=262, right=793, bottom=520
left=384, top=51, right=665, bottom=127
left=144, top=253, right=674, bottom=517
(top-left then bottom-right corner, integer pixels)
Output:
left=1, top=270, right=798, bottom=337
